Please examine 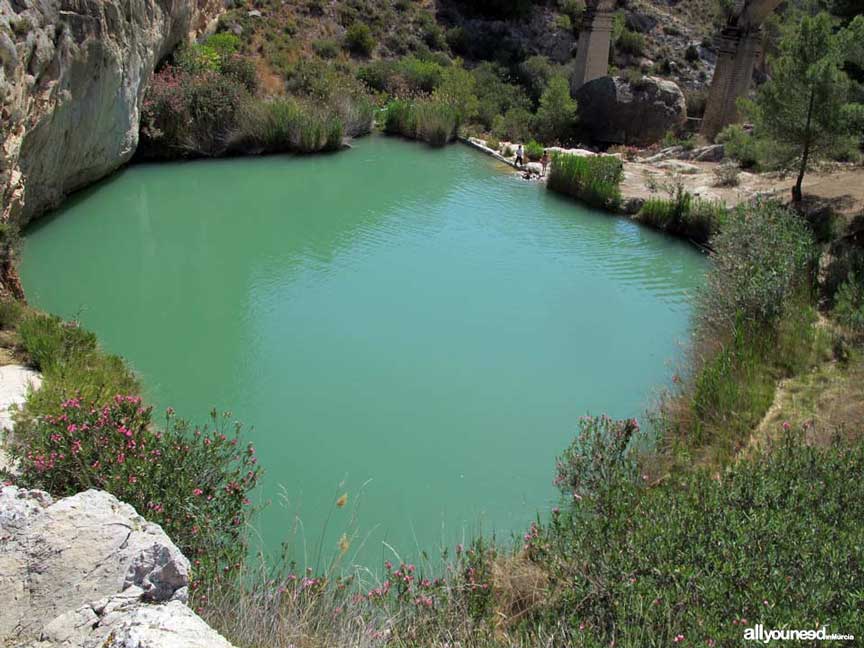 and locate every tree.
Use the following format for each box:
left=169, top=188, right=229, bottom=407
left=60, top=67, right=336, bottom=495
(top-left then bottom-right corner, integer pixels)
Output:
left=534, top=76, right=577, bottom=144
left=746, top=12, right=864, bottom=202
left=433, top=64, right=479, bottom=124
